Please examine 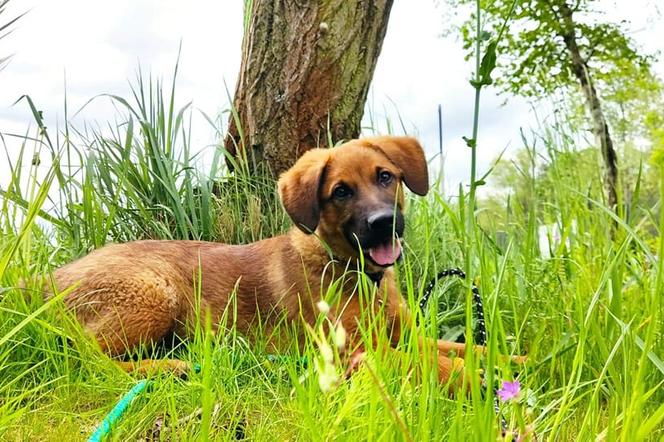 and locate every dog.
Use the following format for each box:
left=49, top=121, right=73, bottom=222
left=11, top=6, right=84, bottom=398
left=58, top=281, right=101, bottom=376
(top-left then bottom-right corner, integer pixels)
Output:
left=51, top=136, right=481, bottom=386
